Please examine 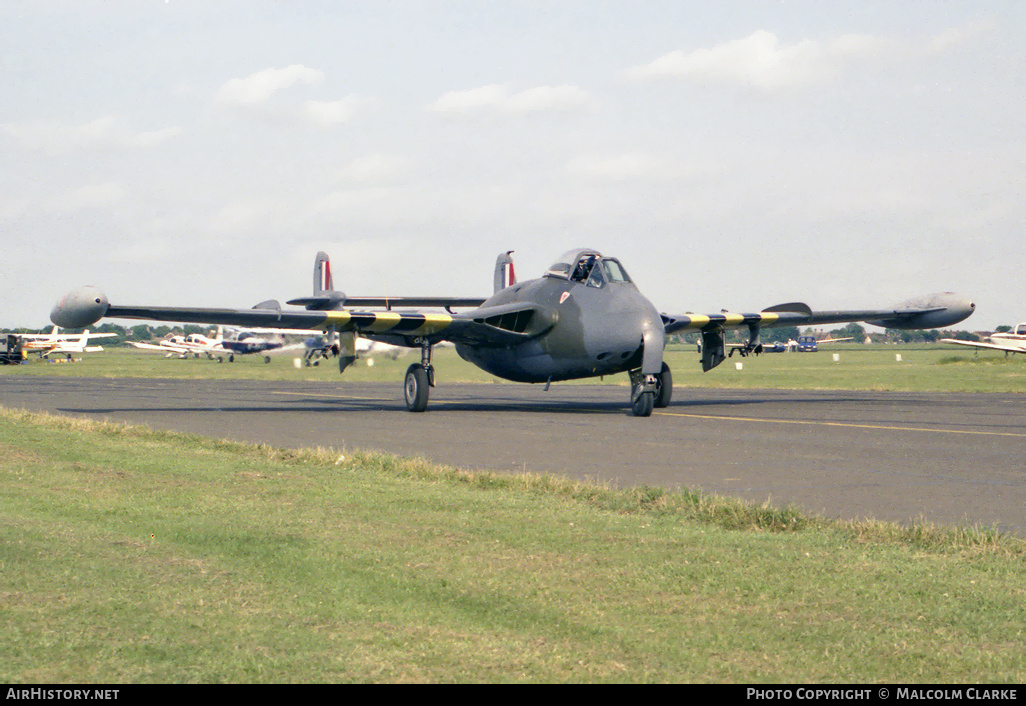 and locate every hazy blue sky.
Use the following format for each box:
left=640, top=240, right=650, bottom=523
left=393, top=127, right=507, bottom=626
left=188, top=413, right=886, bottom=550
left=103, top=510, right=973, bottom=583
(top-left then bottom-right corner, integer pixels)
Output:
left=2, top=1, right=1022, bottom=330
